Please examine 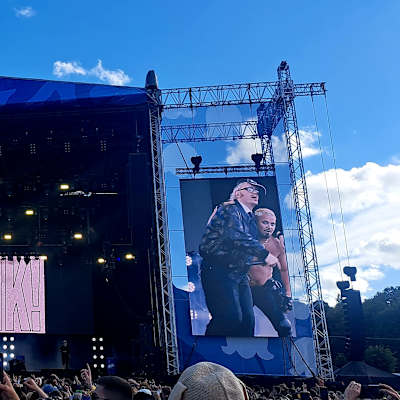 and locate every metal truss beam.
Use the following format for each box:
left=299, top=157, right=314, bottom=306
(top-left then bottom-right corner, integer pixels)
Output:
left=160, top=82, right=325, bottom=109
left=176, top=164, right=275, bottom=176
left=275, top=62, right=334, bottom=380
left=161, top=121, right=258, bottom=144
left=148, top=88, right=180, bottom=375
